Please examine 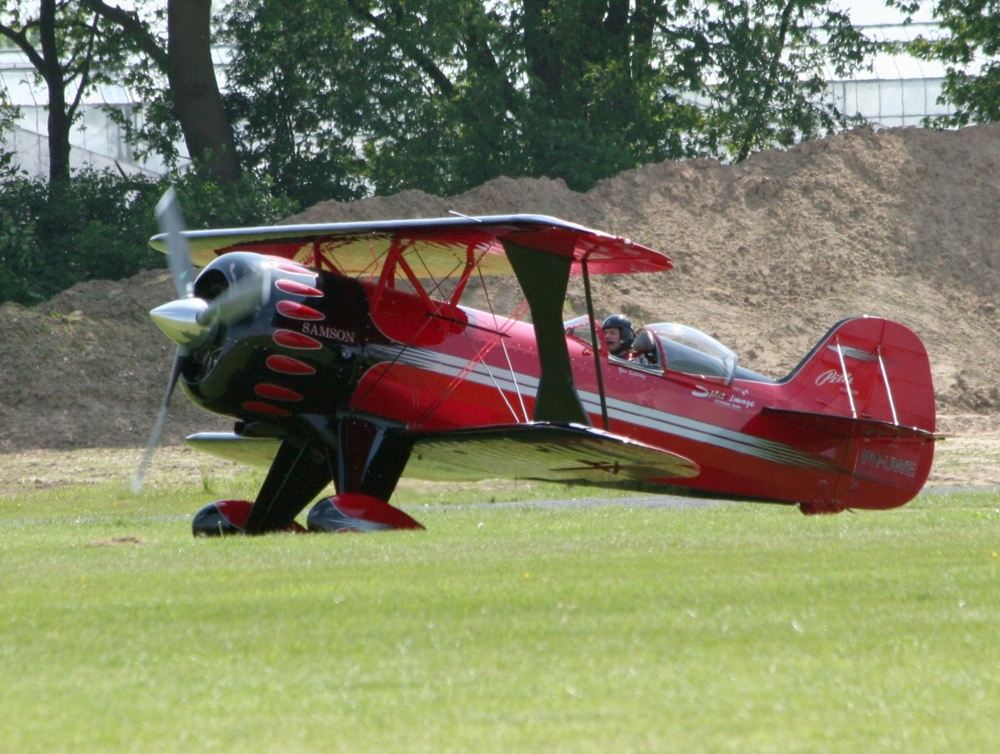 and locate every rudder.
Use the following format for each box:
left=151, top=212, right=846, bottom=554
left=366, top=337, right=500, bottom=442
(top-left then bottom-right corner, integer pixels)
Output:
left=779, top=317, right=936, bottom=511
left=781, top=317, right=935, bottom=432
